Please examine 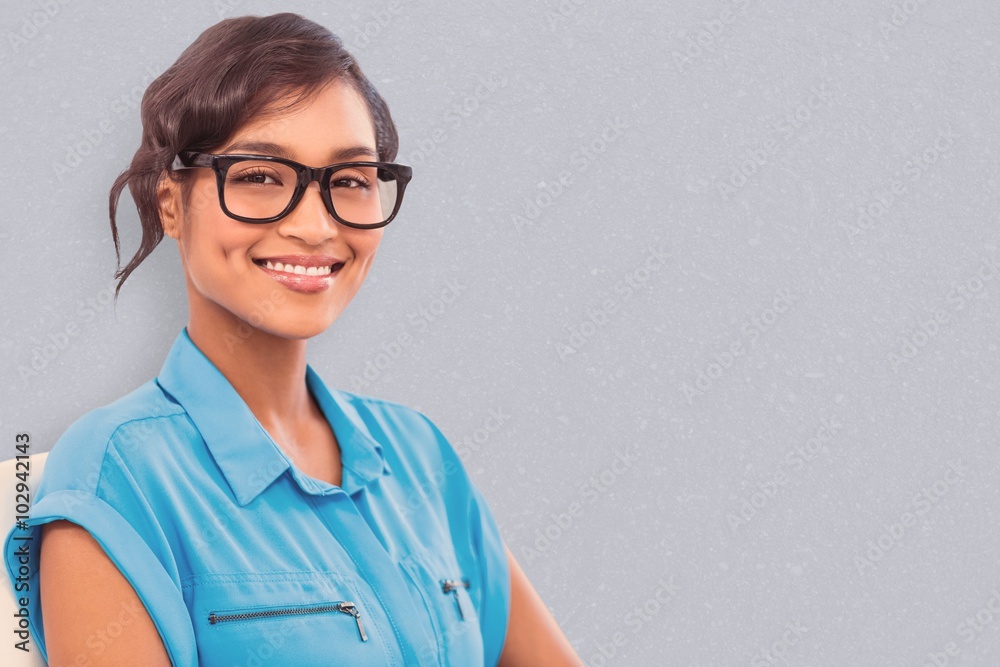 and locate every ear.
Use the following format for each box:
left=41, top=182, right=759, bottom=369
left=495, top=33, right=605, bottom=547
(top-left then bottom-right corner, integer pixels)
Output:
left=157, top=172, right=183, bottom=240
